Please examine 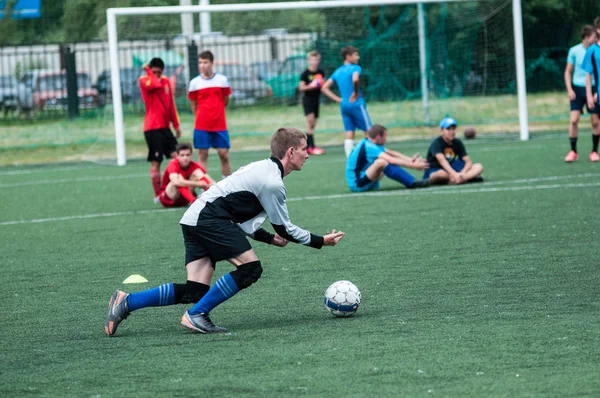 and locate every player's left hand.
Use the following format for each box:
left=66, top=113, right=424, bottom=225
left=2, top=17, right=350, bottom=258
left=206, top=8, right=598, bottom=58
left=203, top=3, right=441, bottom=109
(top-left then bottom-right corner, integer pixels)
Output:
left=349, top=93, right=359, bottom=103
left=175, top=127, right=182, bottom=138
left=271, top=234, right=289, bottom=247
